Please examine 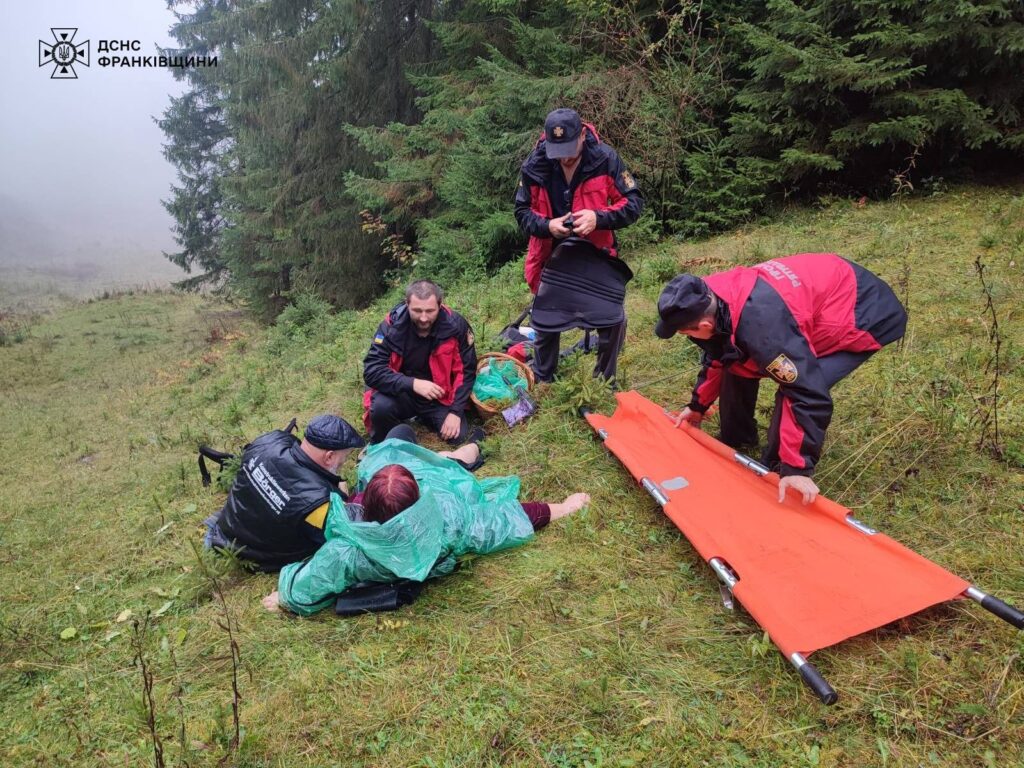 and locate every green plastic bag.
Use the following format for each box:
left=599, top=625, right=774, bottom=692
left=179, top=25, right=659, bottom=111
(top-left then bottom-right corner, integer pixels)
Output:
left=473, top=359, right=527, bottom=403
left=277, top=439, right=534, bottom=615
